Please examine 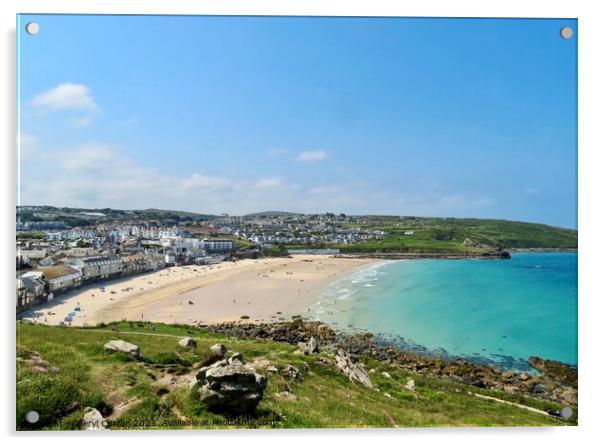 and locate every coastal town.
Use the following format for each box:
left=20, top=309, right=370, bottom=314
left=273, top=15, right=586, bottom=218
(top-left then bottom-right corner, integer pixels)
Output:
left=16, top=206, right=387, bottom=314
